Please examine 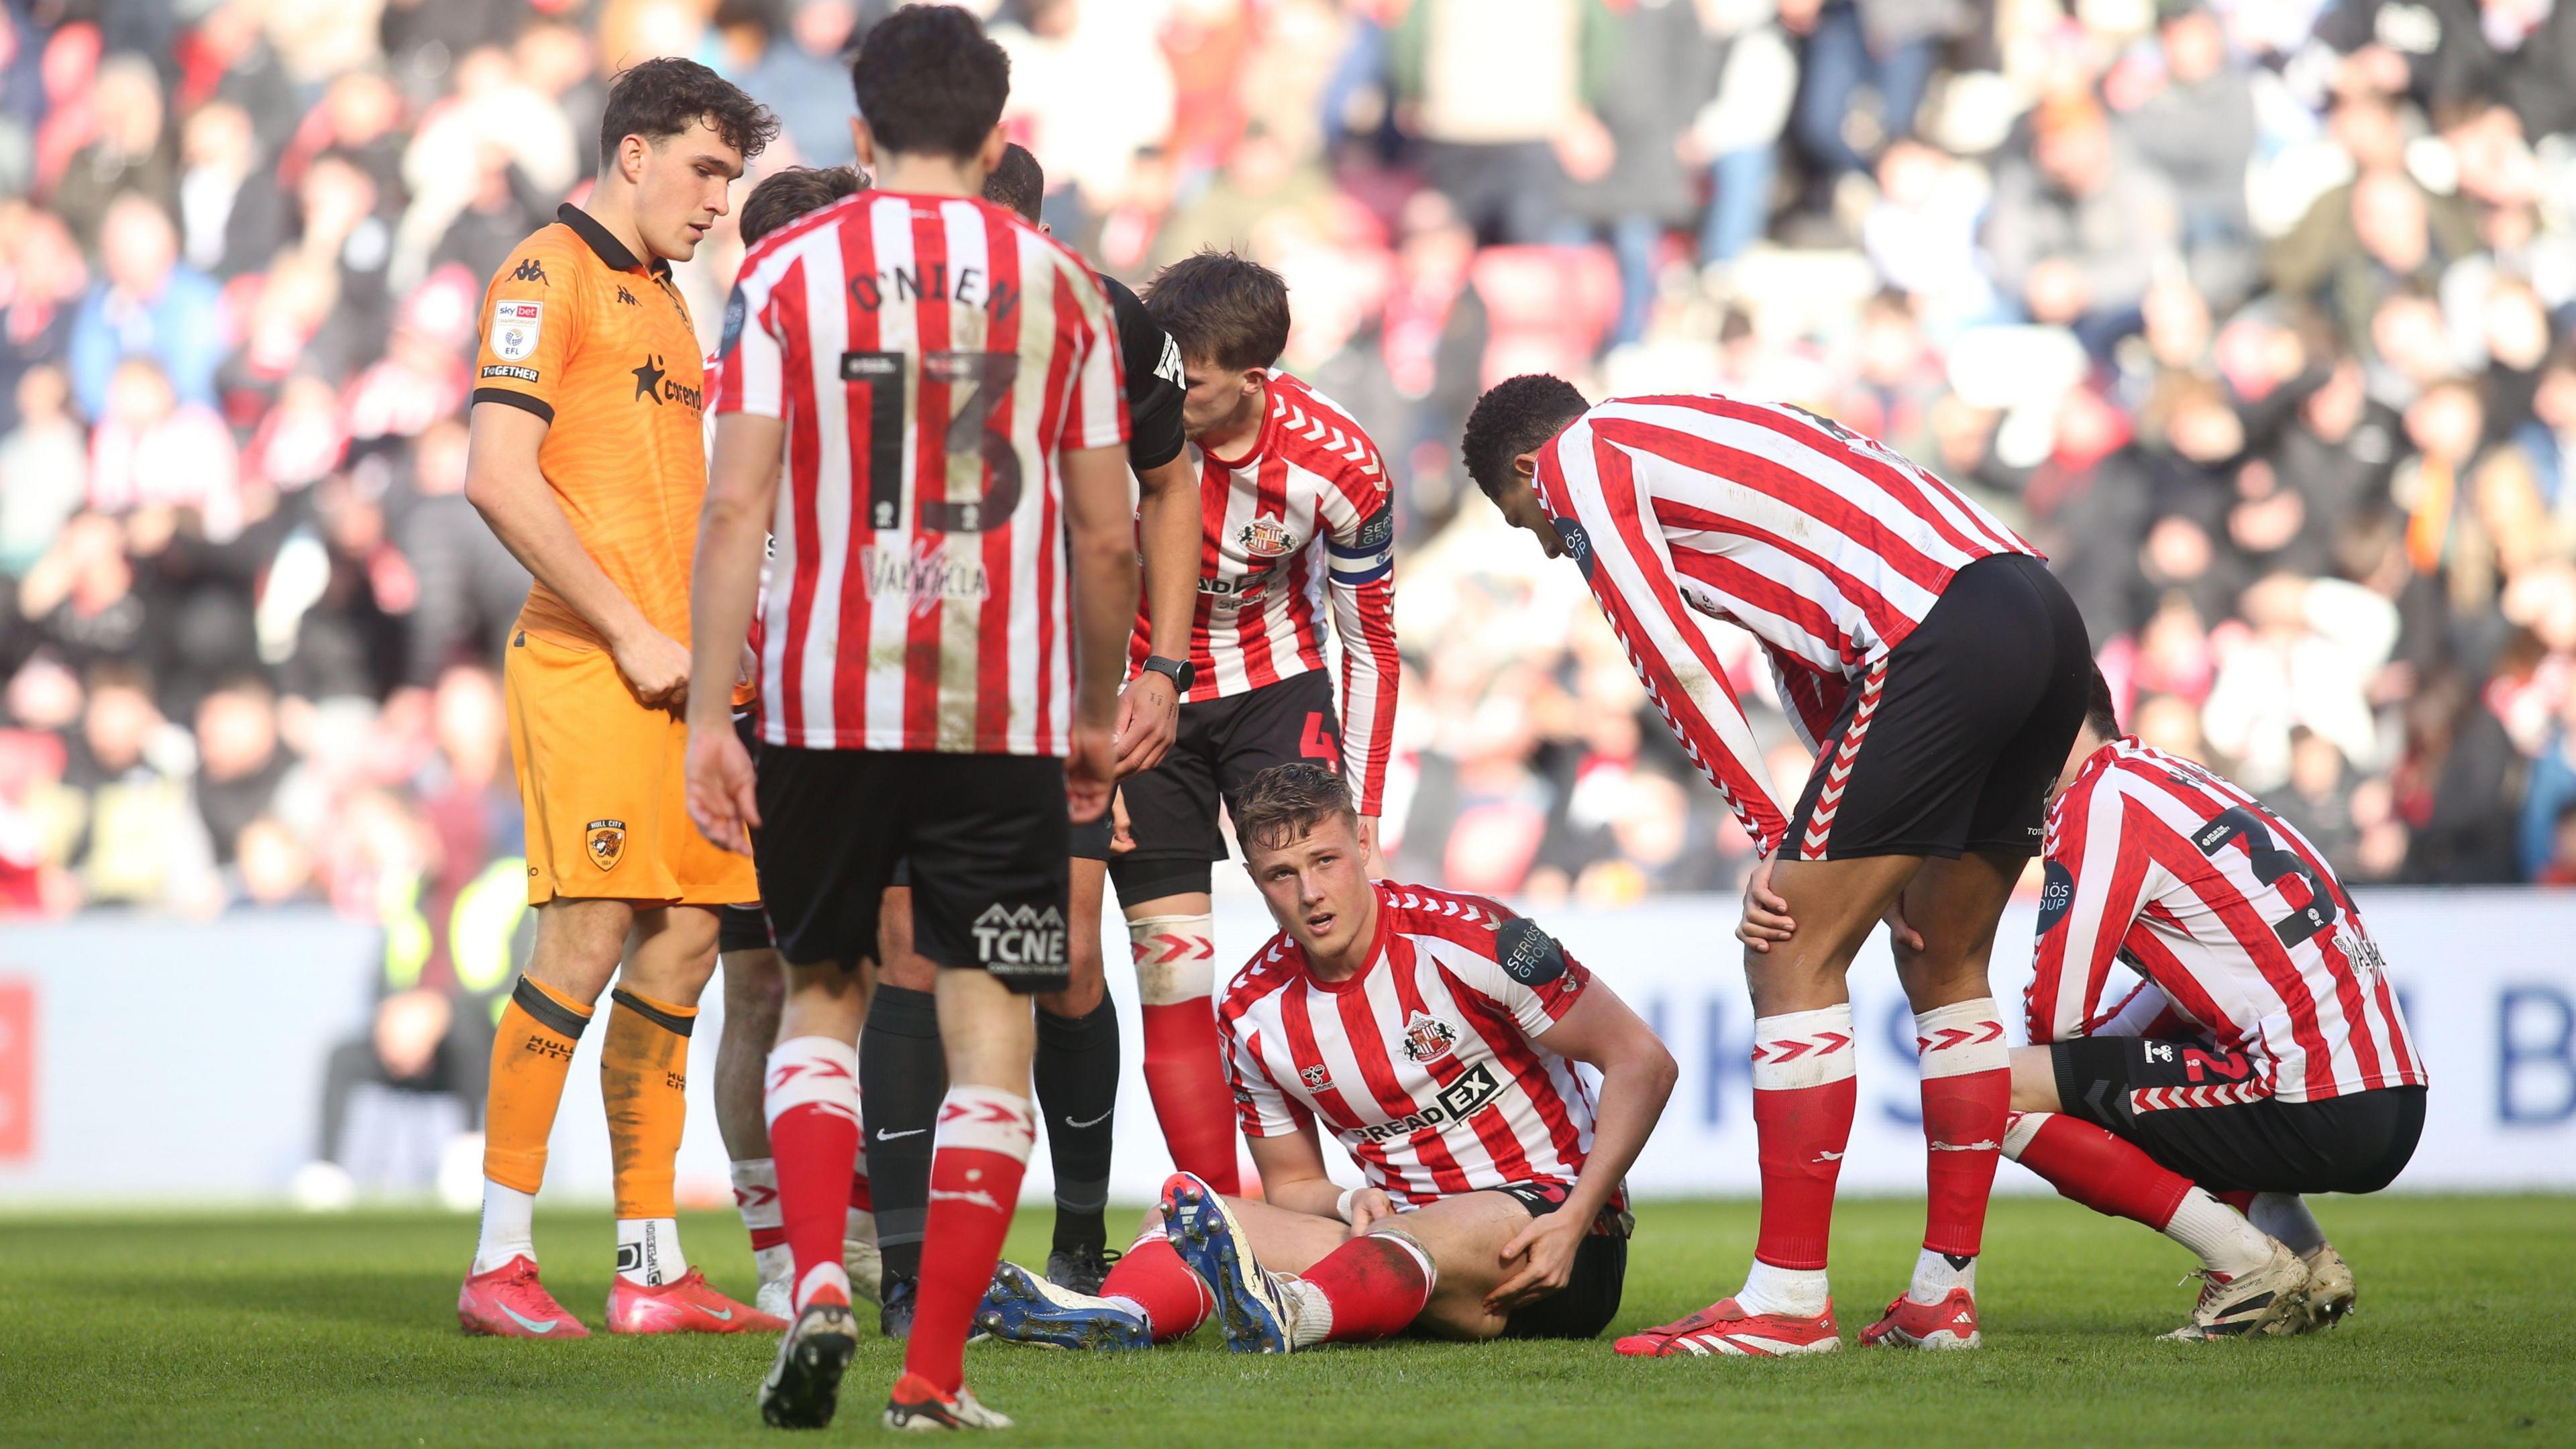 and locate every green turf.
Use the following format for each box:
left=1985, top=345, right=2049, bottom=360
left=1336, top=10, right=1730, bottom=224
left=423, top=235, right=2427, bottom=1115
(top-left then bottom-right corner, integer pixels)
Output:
left=1, top=1195, right=2568, bottom=1446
